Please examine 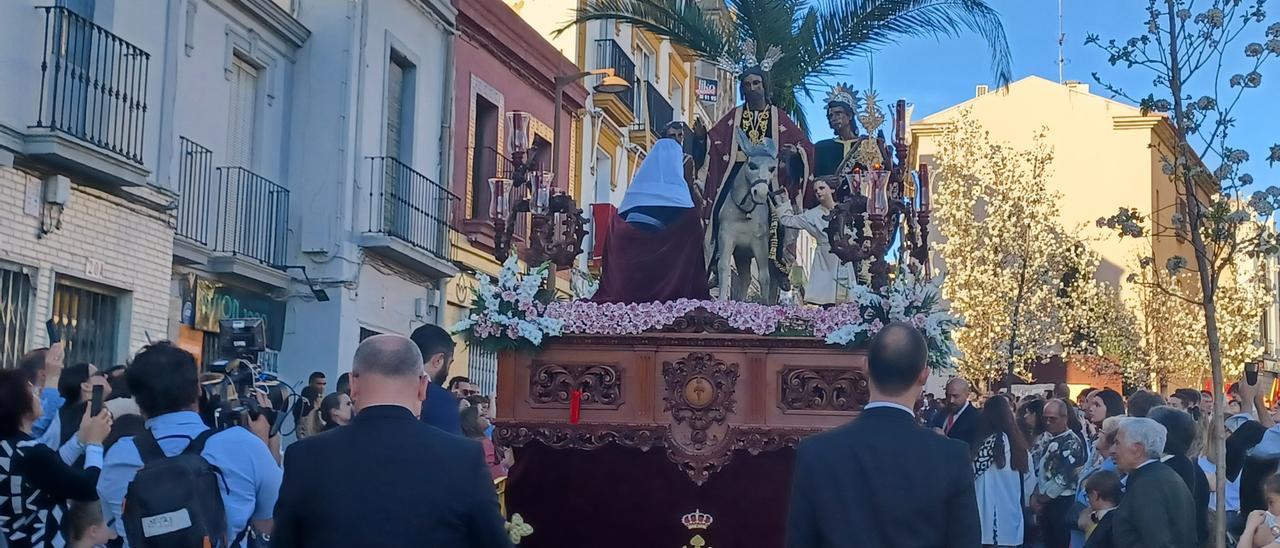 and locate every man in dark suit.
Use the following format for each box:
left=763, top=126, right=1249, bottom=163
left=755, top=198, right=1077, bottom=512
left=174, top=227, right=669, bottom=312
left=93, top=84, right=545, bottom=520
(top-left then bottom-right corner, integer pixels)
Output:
left=1147, top=406, right=1210, bottom=544
left=786, top=323, right=980, bottom=548
left=1110, top=417, right=1196, bottom=548
left=410, top=324, right=463, bottom=435
left=929, top=377, right=979, bottom=447
left=271, top=334, right=511, bottom=548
